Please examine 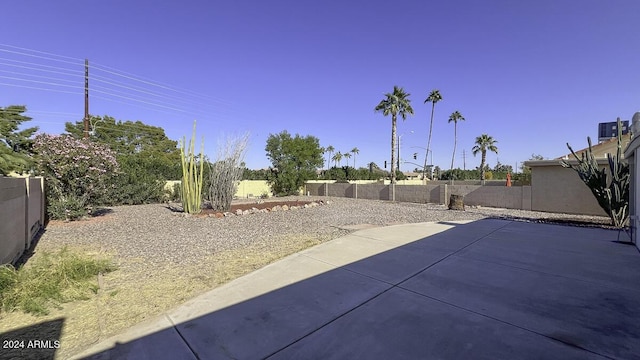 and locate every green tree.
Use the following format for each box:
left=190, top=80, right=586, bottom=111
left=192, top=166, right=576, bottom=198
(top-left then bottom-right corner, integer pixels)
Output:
left=472, top=134, right=499, bottom=181
left=265, top=131, right=324, bottom=196
left=65, top=116, right=180, bottom=177
left=324, top=145, right=334, bottom=170
left=0, top=105, right=38, bottom=175
left=375, top=86, right=414, bottom=184
left=448, top=110, right=465, bottom=171
left=65, top=116, right=182, bottom=204
left=343, top=152, right=352, bottom=167
left=332, top=151, right=343, bottom=167
left=424, top=89, right=442, bottom=179
left=351, top=147, right=359, bottom=168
